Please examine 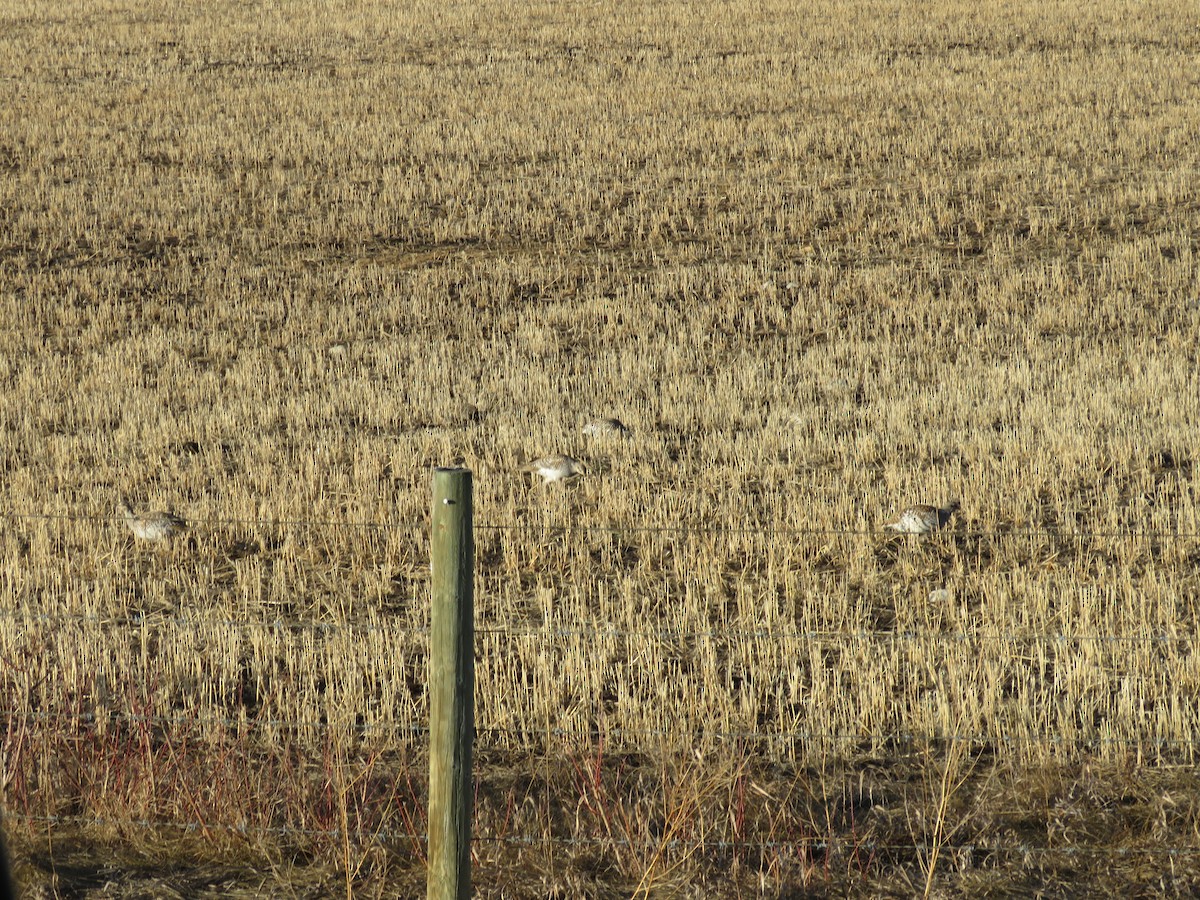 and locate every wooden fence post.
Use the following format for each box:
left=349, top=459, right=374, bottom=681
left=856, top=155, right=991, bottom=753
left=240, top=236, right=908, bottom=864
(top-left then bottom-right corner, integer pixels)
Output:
left=428, top=467, right=474, bottom=900
left=0, top=806, right=13, bottom=900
